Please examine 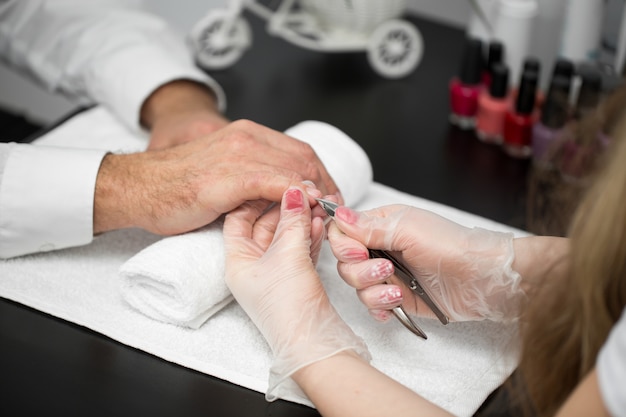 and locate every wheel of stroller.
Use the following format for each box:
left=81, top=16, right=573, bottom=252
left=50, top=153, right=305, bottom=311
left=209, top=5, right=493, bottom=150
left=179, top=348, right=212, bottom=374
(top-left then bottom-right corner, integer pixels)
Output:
left=189, top=10, right=252, bottom=70
left=366, top=19, right=423, bottom=79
